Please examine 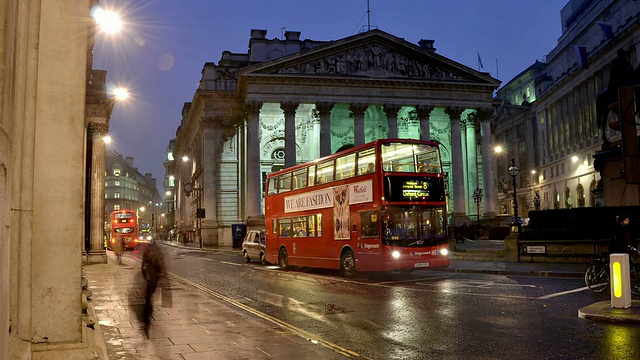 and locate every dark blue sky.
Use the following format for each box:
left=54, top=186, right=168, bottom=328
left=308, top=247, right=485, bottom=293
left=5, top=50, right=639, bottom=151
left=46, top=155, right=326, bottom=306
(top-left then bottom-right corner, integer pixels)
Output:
left=93, top=0, right=566, bottom=196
